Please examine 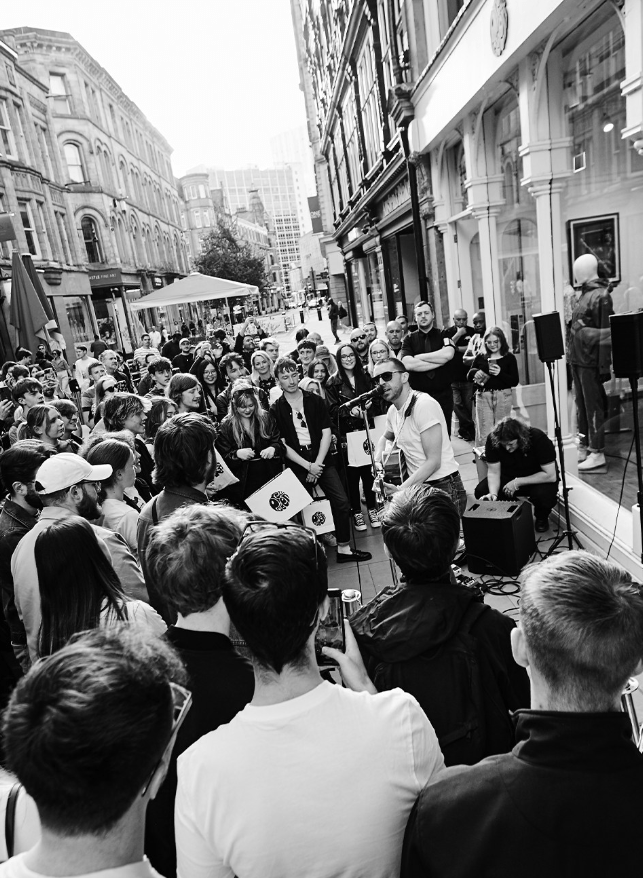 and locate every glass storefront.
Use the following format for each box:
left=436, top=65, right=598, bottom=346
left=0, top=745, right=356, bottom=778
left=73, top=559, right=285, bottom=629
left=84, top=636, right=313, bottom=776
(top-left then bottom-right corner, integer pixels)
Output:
left=558, top=5, right=643, bottom=508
